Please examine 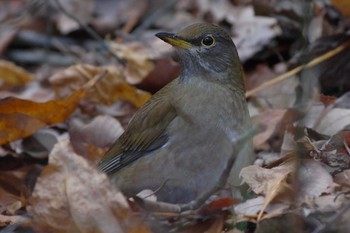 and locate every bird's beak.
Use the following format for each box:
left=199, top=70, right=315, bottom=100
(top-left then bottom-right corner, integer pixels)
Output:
left=156, top=32, right=192, bottom=49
